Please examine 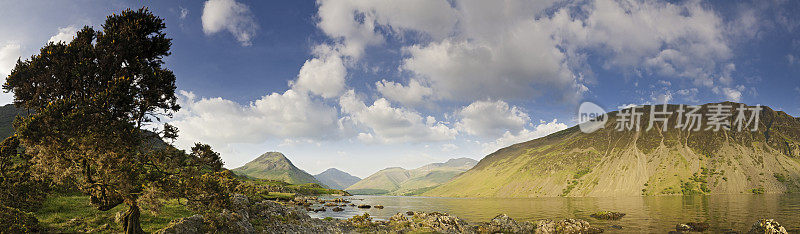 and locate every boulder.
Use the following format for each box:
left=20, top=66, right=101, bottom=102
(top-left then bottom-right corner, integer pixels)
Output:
left=535, top=219, right=604, bottom=234
left=357, top=204, right=371, bottom=209
left=590, top=211, right=626, bottom=220
left=332, top=207, right=344, bottom=212
left=374, top=205, right=384, bottom=209
left=748, top=219, right=788, bottom=234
